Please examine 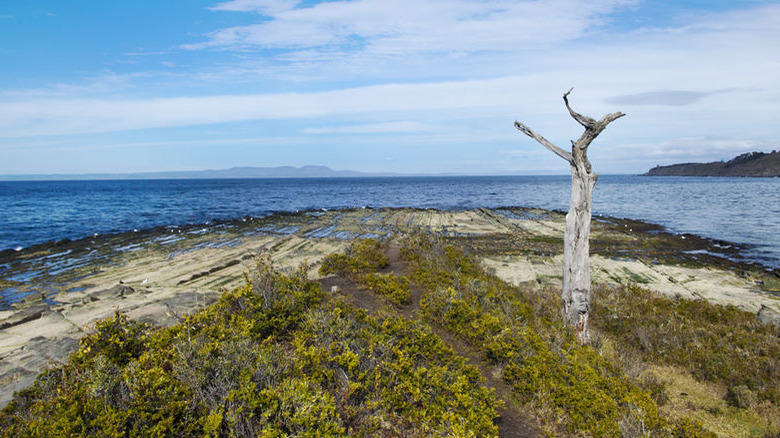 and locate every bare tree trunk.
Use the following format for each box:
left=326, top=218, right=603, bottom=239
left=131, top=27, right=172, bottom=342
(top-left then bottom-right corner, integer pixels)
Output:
left=514, top=89, right=624, bottom=344
left=563, top=167, right=596, bottom=344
